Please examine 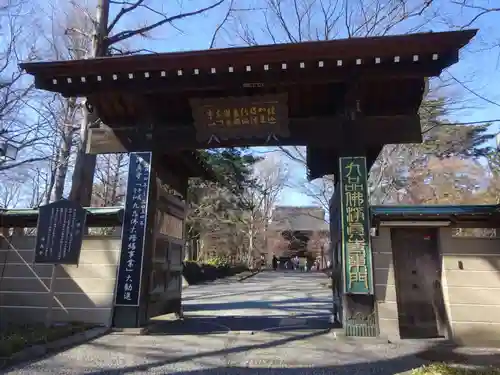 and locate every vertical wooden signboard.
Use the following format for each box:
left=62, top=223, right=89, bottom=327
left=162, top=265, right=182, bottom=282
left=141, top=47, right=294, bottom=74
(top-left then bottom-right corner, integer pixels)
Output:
left=339, top=156, right=374, bottom=294
left=114, top=152, right=152, bottom=306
